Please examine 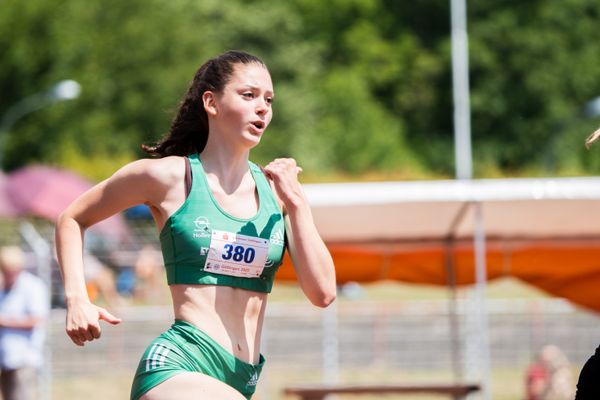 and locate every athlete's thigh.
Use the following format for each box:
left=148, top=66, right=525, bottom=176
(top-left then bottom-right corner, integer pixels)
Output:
left=139, top=371, right=247, bottom=400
